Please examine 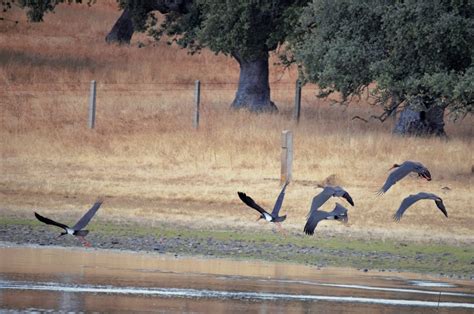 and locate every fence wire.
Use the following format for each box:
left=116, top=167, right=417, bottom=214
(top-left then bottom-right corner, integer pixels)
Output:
left=1, top=81, right=298, bottom=93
